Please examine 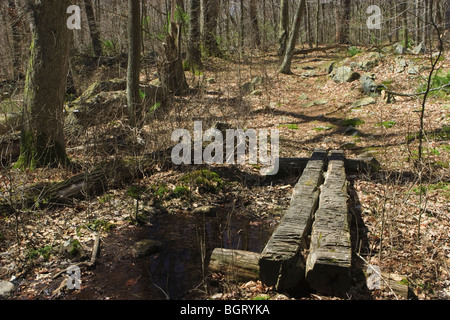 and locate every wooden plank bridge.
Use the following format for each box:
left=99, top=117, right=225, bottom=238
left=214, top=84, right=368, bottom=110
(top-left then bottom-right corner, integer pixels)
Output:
left=209, top=149, right=379, bottom=297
